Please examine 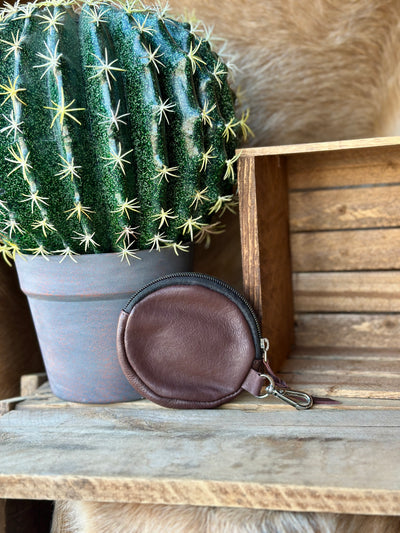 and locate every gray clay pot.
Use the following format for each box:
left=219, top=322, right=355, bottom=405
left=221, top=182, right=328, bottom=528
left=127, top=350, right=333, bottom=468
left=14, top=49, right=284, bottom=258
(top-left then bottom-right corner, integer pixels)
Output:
left=15, top=248, right=192, bottom=403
